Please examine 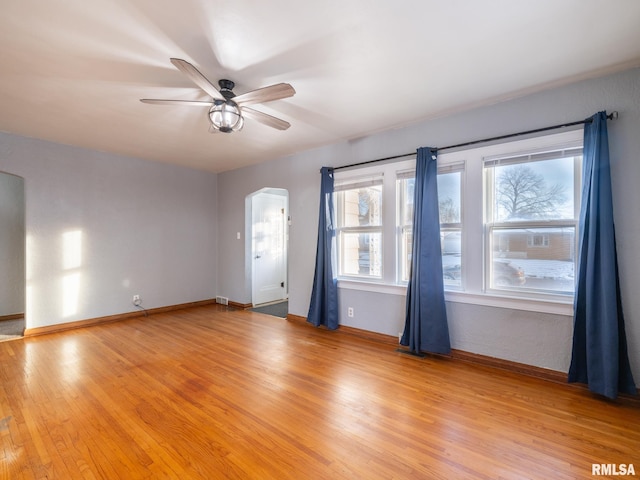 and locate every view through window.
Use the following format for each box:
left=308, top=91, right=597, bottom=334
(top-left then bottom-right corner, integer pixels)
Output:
left=334, top=129, right=583, bottom=307
left=484, top=147, right=581, bottom=294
